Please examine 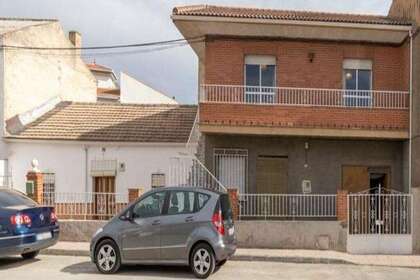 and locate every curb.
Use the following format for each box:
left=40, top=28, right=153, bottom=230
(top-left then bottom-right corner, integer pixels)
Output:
left=41, top=249, right=352, bottom=265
